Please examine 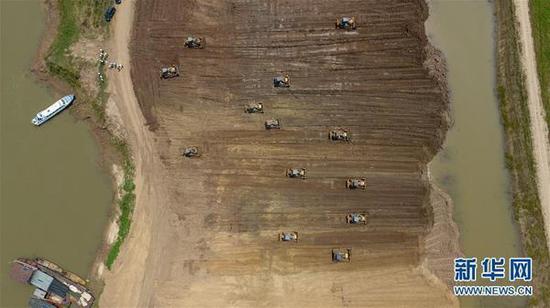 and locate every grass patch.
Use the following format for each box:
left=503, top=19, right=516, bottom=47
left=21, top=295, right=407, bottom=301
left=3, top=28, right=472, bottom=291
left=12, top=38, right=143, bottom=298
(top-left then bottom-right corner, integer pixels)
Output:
left=105, top=138, right=136, bottom=270
left=49, top=0, right=78, bottom=63
left=46, top=0, right=111, bottom=87
left=496, top=1, right=550, bottom=305
left=530, top=0, right=550, bottom=134
left=92, top=62, right=109, bottom=123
